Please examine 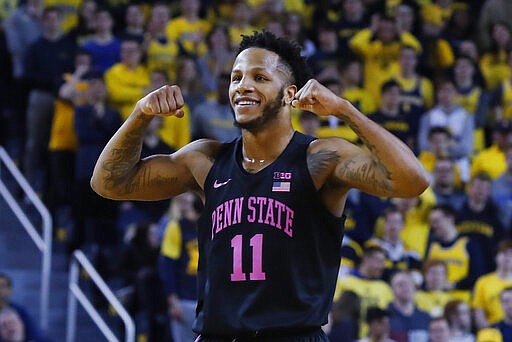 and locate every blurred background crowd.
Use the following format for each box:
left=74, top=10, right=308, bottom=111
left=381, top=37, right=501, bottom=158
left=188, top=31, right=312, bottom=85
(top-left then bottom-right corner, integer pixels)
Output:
left=1, top=0, right=512, bottom=341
